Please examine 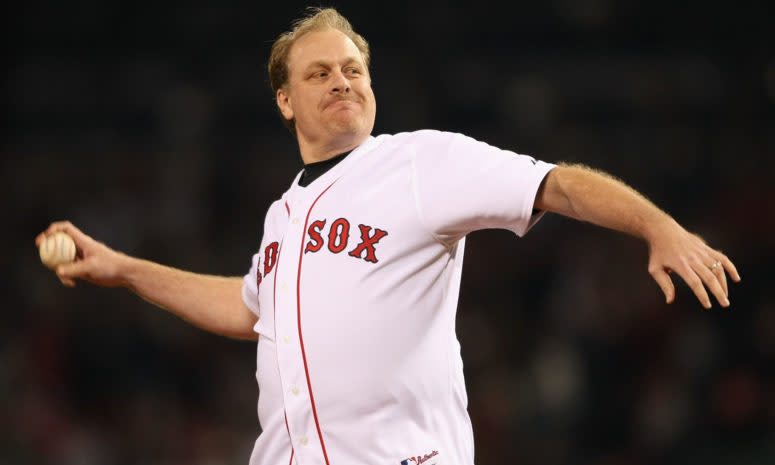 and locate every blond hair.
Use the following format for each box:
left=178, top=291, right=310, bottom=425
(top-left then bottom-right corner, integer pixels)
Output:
left=268, top=7, right=371, bottom=134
